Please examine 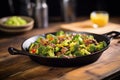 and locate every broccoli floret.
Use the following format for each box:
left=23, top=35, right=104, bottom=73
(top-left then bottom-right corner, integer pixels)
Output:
left=80, top=49, right=90, bottom=55
left=79, top=44, right=86, bottom=49
left=46, top=34, right=57, bottom=43
left=61, top=40, right=70, bottom=46
left=69, top=42, right=79, bottom=52
left=74, top=48, right=90, bottom=56
left=47, top=49, right=55, bottom=57
left=36, top=36, right=45, bottom=43
left=54, top=46, right=60, bottom=52
left=87, top=44, right=96, bottom=52
left=46, top=34, right=54, bottom=40
left=96, top=41, right=107, bottom=50
left=72, top=34, right=83, bottom=44
left=38, top=45, right=47, bottom=55
left=46, top=46, right=55, bottom=57
left=56, top=30, right=65, bottom=36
